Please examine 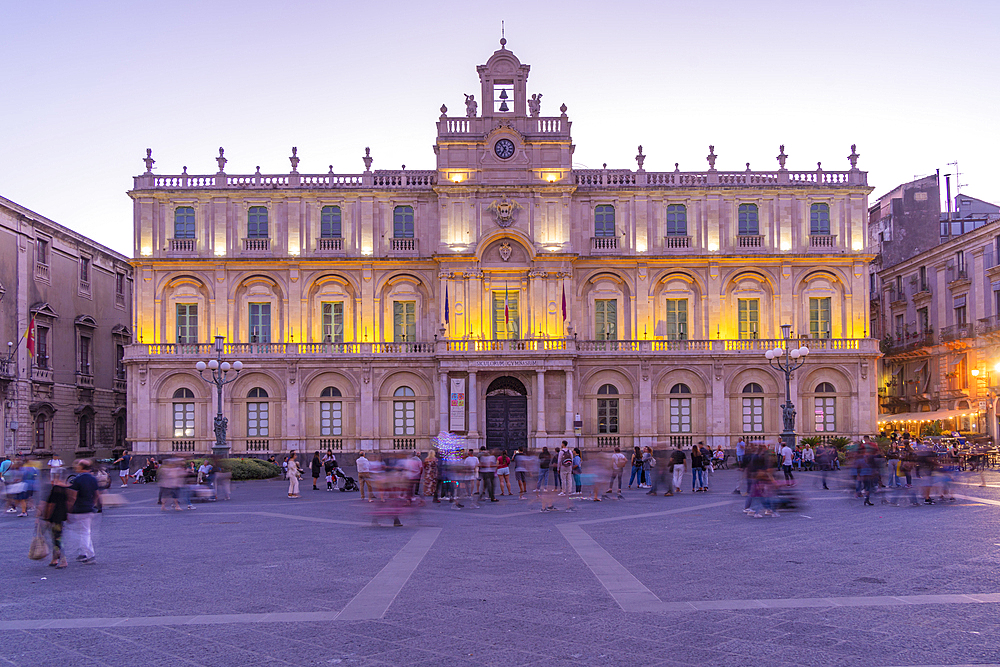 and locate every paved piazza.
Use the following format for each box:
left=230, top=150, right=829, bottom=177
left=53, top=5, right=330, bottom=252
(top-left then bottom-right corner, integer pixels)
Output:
left=3, top=469, right=1000, bottom=667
